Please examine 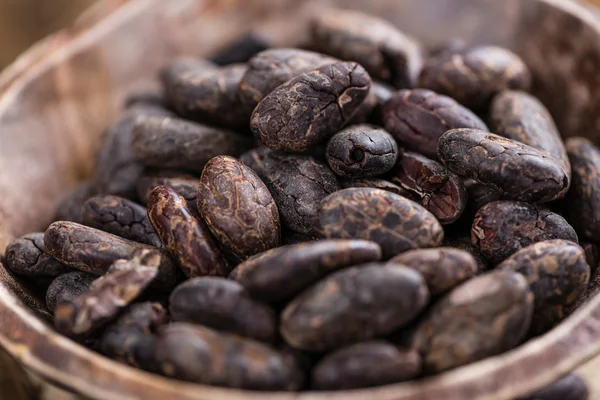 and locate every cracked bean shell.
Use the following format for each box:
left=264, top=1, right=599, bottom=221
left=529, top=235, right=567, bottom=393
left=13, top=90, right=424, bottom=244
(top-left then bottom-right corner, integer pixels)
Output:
left=229, top=239, right=382, bottom=302
left=5, top=233, right=71, bottom=278
left=438, top=129, right=569, bottom=203
left=198, top=156, right=280, bottom=260
left=239, top=48, right=338, bottom=108
left=155, top=323, right=303, bottom=390
left=250, top=62, right=371, bottom=152
left=311, top=9, right=422, bottom=88
left=314, top=188, right=444, bottom=259
left=389, top=247, right=477, bottom=295
left=132, top=115, right=253, bottom=174
left=82, top=195, right=162, bottom=248
left=490, top=90, right=570, bottom=176
left=419, top=45, right=531, bottom=110
left=281, top=264, right=429, bottom=351
left=311, top=341, right=422, bottom=390
left=565, top=137, right=600, bottom=242
left=497, top=240, right=590, bottom=335
left=241, top=148, right=340, bottom=234
left=471, top=201, right=578, bottom=265
left=382, top=89, right=488, bottom=160
left=326, top=124, right=398, bottom=178
left=389, top=151, right=468, bottom=224
left=147, top=186, right=229, bottom=278
left=169, top=277, right=277, bottom=342
left=415, top=271, right=533, bottom=373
